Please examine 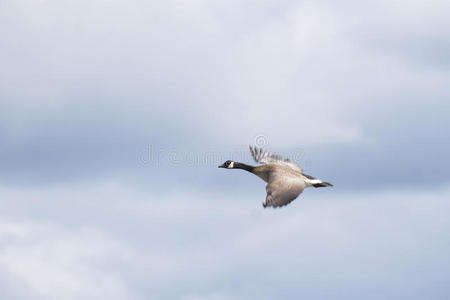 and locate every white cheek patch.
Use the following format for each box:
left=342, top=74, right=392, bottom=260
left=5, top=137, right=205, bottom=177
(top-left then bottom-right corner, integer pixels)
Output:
left=227, top=161, right=234, bottom=169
